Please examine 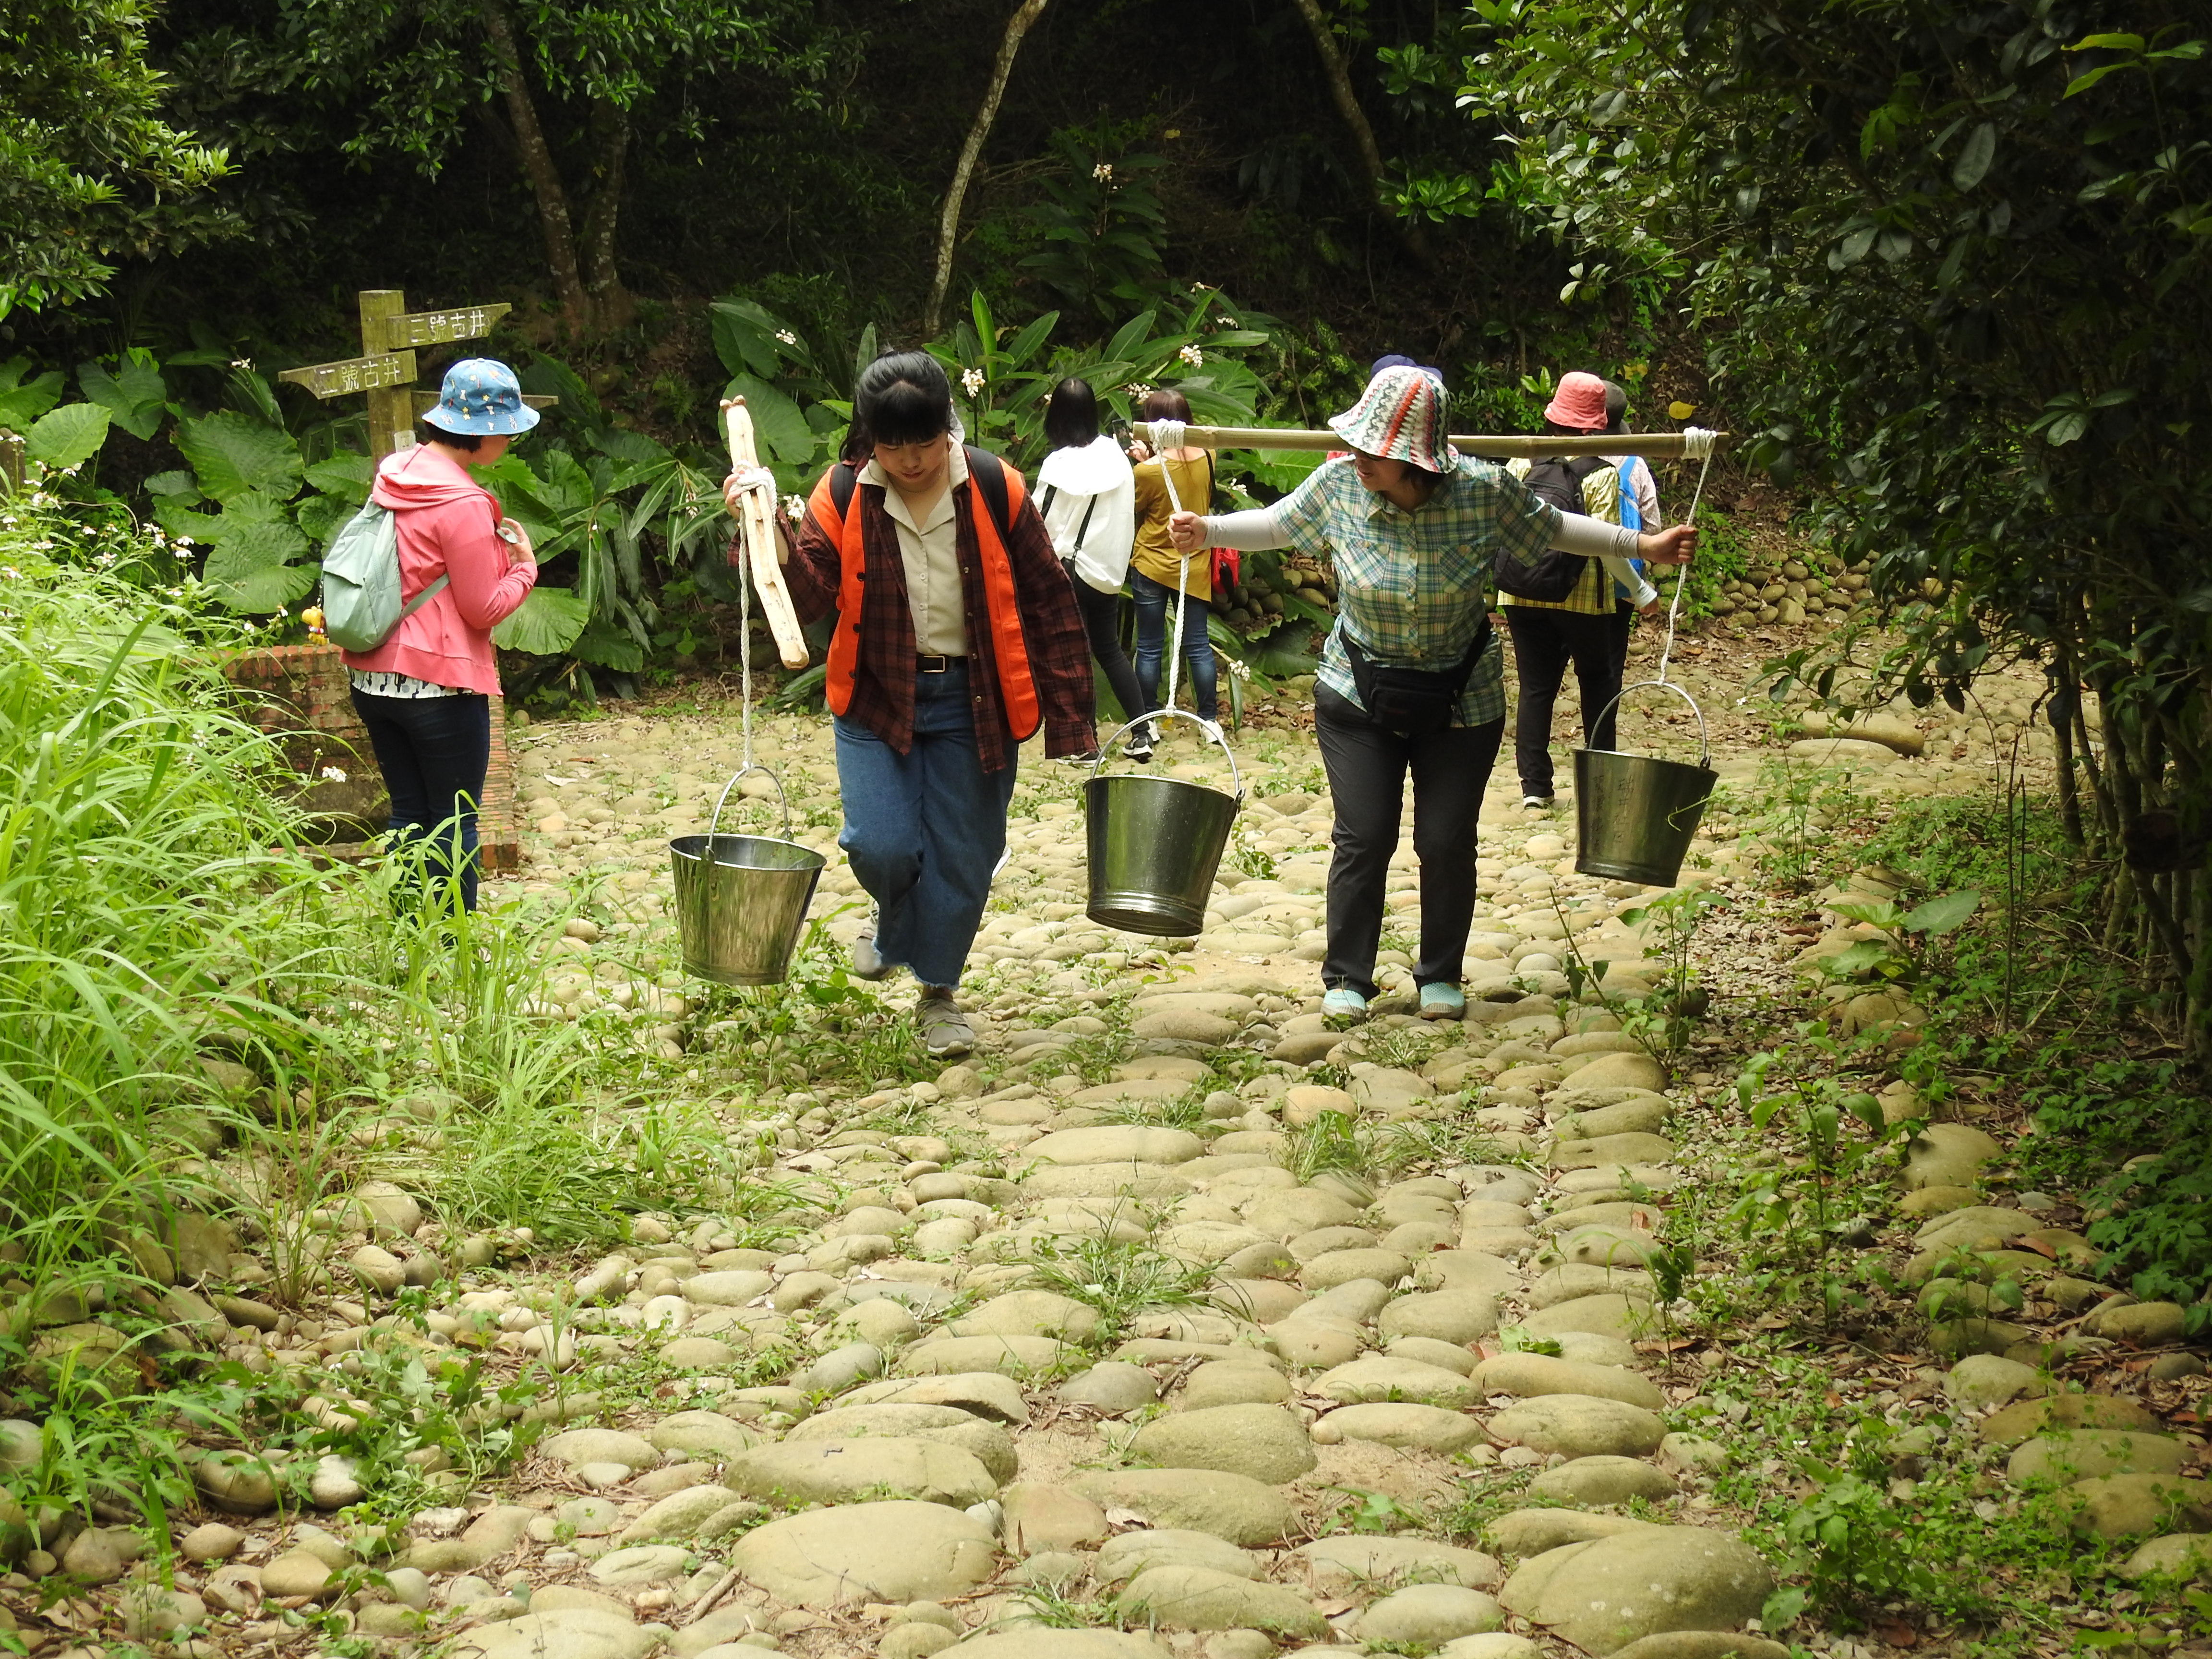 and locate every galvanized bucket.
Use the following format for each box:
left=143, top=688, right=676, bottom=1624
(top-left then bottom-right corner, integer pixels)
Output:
left=1574, top=680, right=1718, bottom=887
left=670, top=766, right=824, bottom=985
left=1085, top=709, right=1244, bottom=937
